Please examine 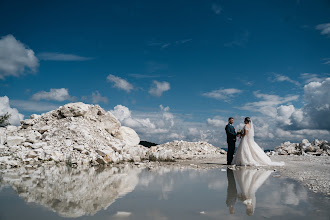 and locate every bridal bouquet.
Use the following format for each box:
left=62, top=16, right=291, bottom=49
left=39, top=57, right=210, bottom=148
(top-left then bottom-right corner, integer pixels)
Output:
left=237, top=129, right=244, bottom=138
